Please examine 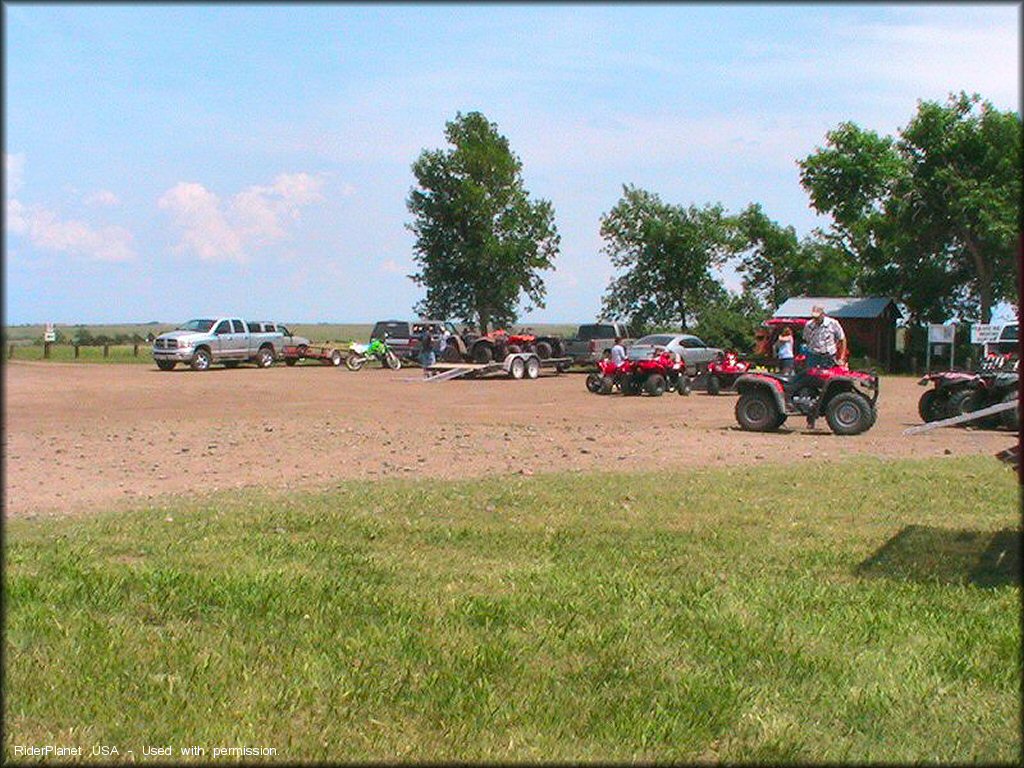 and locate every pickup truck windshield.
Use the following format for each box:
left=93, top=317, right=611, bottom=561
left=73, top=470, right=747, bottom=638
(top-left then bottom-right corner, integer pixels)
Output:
left=178, top=319, right=215, bottom=332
